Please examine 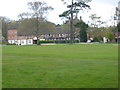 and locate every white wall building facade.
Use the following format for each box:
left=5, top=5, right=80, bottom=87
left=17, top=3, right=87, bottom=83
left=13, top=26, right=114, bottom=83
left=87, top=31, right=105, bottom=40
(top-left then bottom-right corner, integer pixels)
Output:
left=8, top=39, right=33, bottom=45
